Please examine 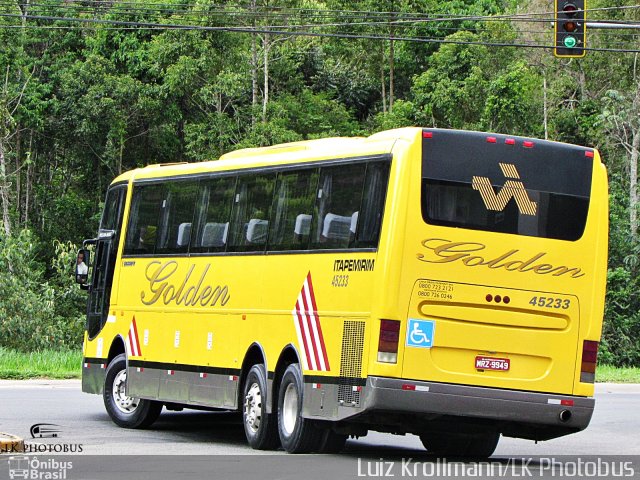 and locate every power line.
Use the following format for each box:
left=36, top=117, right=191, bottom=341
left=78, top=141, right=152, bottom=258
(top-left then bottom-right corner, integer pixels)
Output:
left=1, top=2, right=639, bottom=52
left=4, top=1, right=639, bottom=25
left=18, top=0, right=638, bottom=18
left=0, top=3, right=633, bottom=33
left=1, top=11, right=639, bottom=53
left=2, top=0, right=639, bottom=36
